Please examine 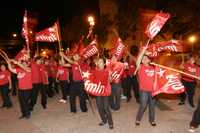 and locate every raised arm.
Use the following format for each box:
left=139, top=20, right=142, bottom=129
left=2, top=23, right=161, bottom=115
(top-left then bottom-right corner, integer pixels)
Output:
left=60, top=52, right=78, bottom=65
left=10, top=59, right=31, bottom=72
